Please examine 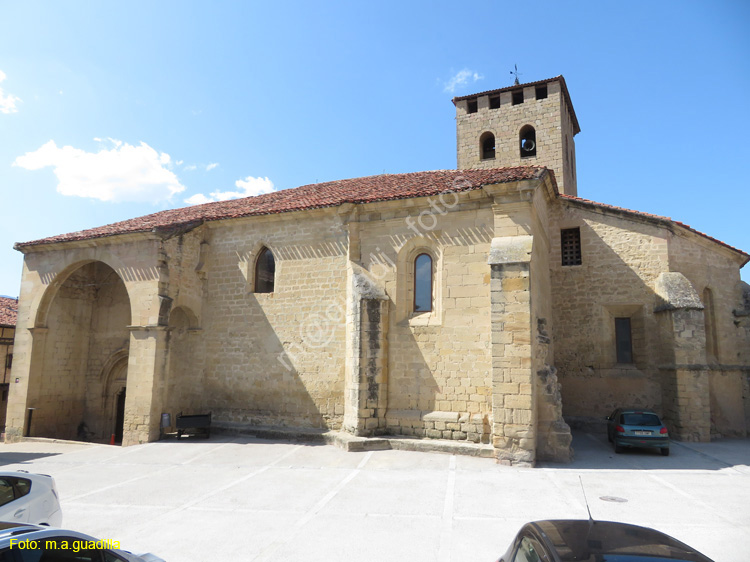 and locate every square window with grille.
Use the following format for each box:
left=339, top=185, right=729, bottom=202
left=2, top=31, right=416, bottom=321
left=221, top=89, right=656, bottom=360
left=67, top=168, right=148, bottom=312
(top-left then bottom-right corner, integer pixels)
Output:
left=561, top=228, right=582, bottom=266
